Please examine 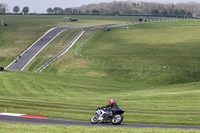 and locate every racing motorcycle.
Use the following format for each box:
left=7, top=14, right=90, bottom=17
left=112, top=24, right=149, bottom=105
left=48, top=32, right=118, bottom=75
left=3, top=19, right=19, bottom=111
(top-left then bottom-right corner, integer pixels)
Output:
left=90, top=107, right=125, bottom=125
